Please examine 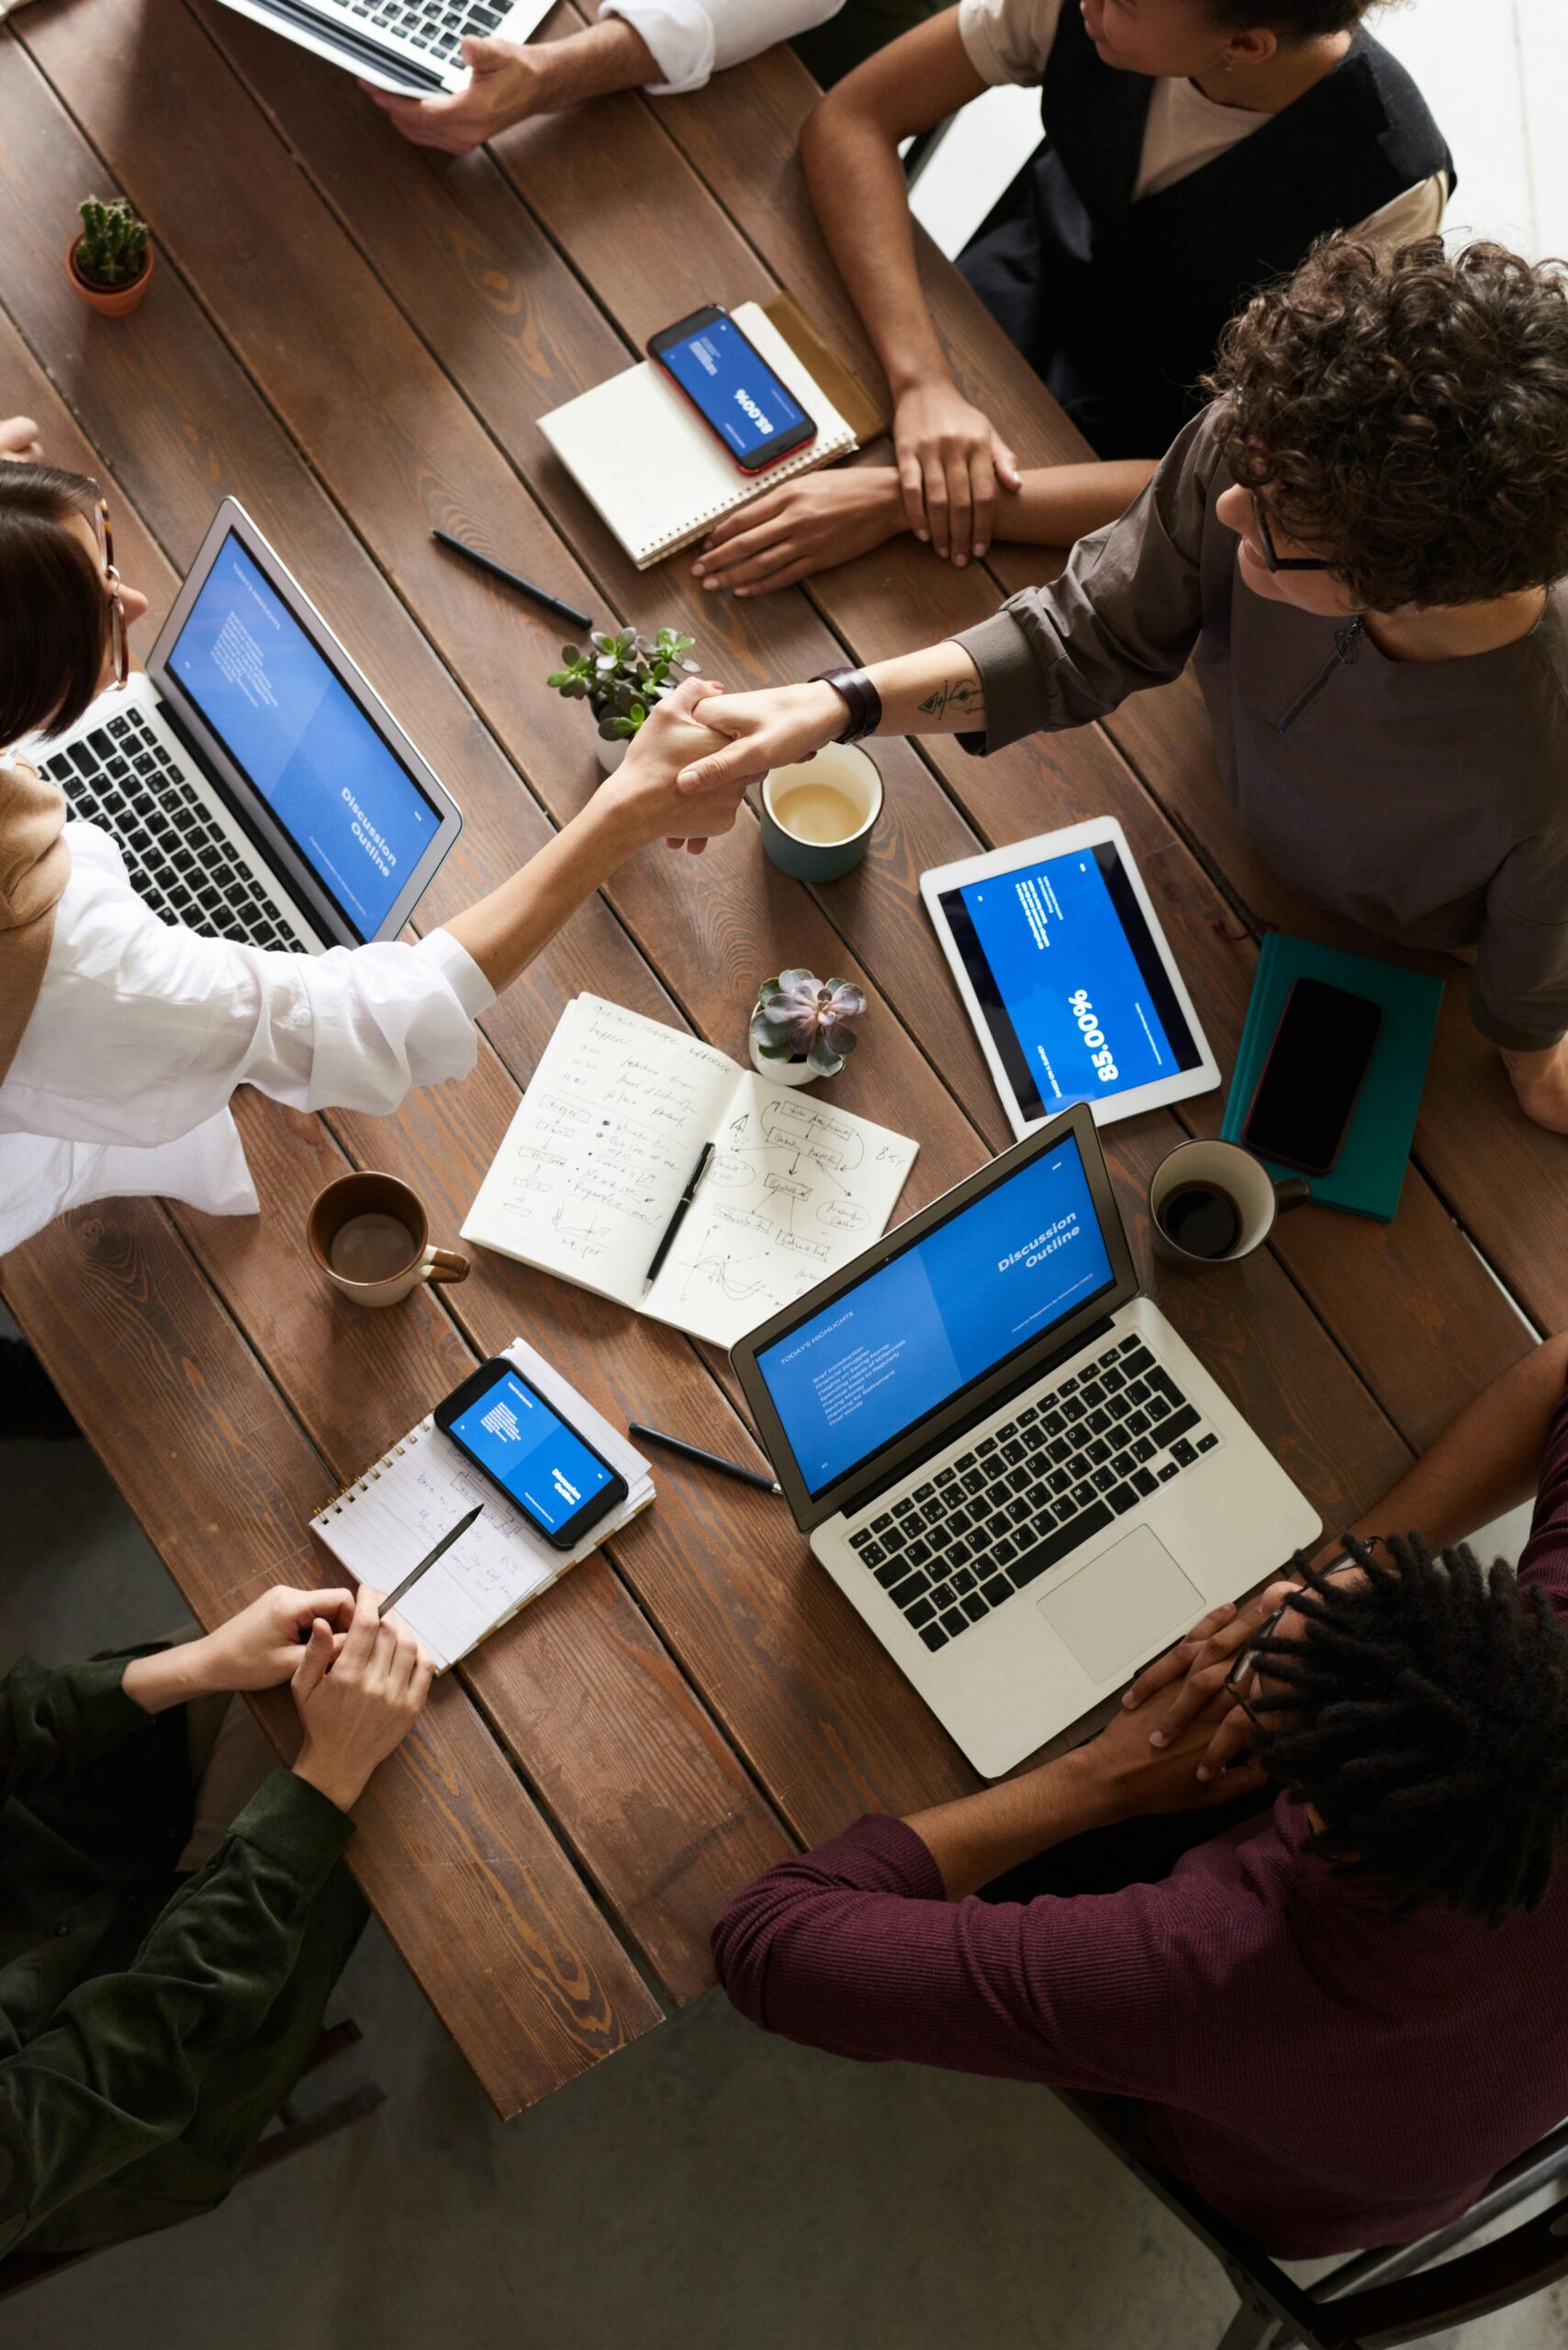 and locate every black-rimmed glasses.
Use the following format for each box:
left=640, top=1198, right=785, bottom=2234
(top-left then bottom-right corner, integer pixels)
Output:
left=1224, top=1555, right=1370, bottom=1731
left=90, top=489, right=130, bottom=692
left=1251, top=492, right=1331, bottom=575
